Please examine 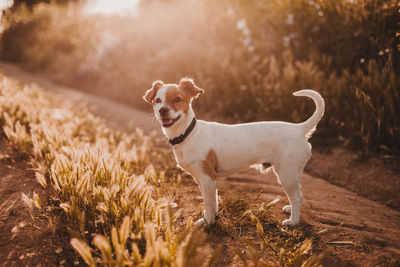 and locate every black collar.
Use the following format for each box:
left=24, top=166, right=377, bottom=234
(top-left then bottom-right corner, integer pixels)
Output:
left=168, top=117, right=197, bottom=146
